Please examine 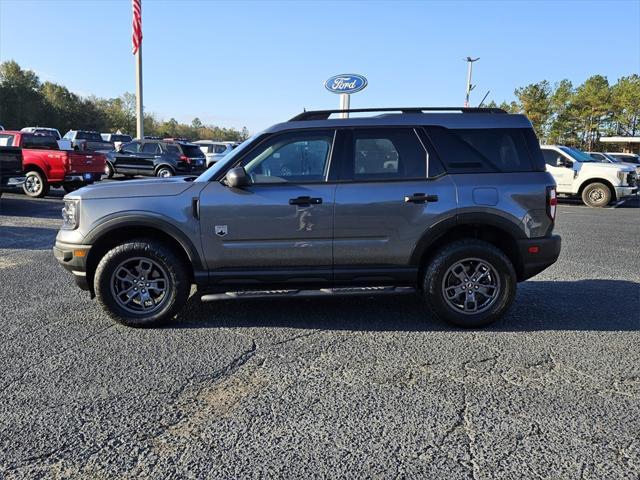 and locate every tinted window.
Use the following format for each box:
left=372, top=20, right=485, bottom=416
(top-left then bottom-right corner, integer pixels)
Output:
left=22, top=134, right=58, bottom=150
left=214, top=145, right=227, bottom=154
left=589, top=153, right=605, bottom=161
left=111, top=135, right=132, bottom=143
left=0, top=134, right=15, bottom=147
left=142, top=142, right=160, bottom=154
left=181, top=145, right=205, bottom=158
left=241, top=130, right=333, bottom=183
left=426, top=127, right=536, bottom=173
left=34, top=129, right=60, bottom=140
left=121, top=141, right=141, bottom=153
left=351, top=128, right=426, bottom=180
left=76, top=131, right=103, bottom=141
